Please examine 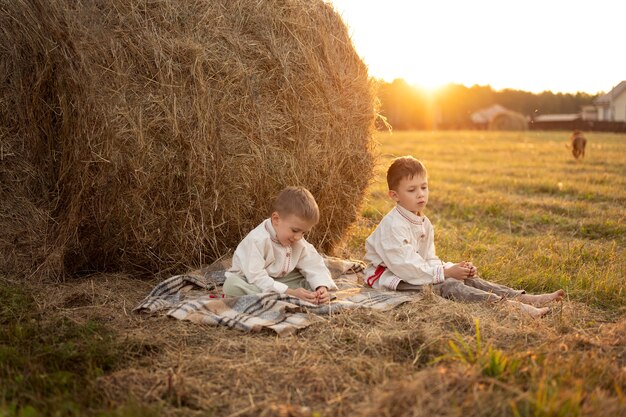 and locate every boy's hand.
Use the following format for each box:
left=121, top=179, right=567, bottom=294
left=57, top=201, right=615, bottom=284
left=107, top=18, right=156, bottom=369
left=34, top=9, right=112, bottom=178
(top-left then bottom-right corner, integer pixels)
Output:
left=444, top=263, right=473, bottom=280
left=461, top=261, right=478, bottom=278
left=285, top=288, right=317, bottom=303
left=314, top=286, right=330, bottom=305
